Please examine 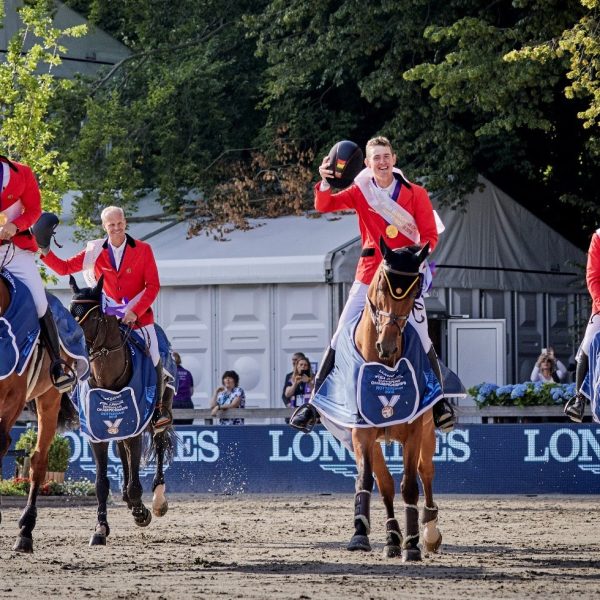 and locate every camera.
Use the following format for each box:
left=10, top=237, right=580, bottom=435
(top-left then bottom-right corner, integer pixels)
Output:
left=301, top=369, right=310, bottom=376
